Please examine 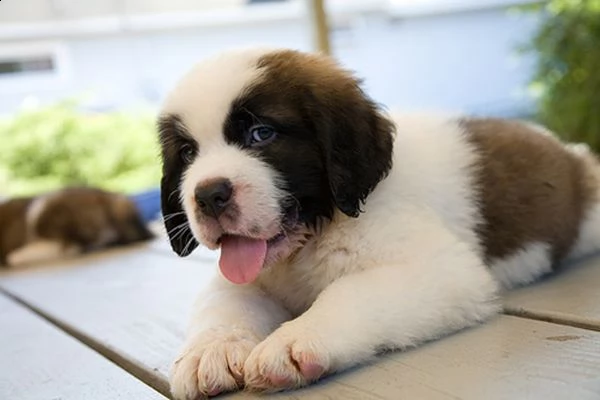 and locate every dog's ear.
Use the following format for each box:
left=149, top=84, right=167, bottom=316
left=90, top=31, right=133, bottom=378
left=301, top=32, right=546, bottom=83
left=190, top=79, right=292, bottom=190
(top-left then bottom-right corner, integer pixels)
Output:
left=158, top=114, right=198, bottom=257
left=161, top=175, right=198, bottom=257
left=319, top=86, right=395, bottom=218
left=254, top=50, right=394, bottom=219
